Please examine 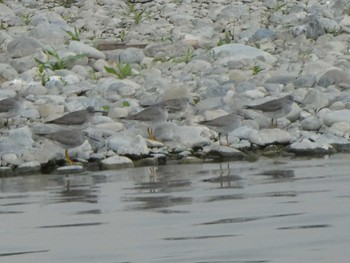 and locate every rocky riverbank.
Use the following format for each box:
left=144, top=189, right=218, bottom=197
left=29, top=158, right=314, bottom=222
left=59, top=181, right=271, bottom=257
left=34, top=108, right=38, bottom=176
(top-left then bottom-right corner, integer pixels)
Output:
left=1, top=0, right=350, bottom=175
